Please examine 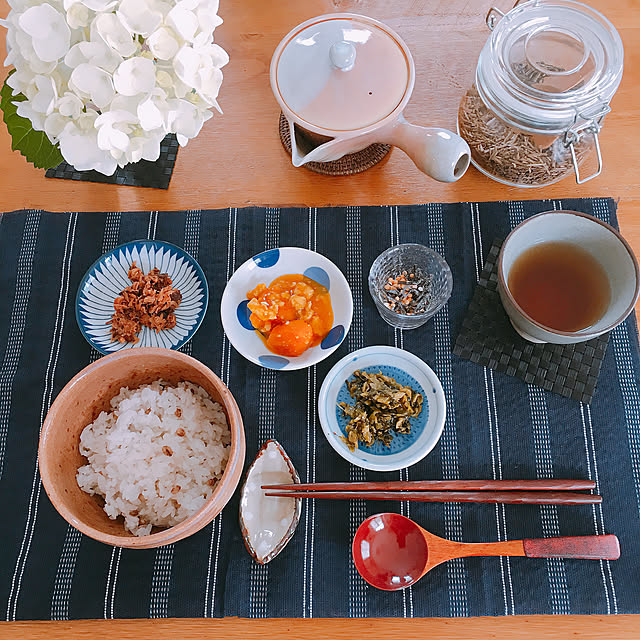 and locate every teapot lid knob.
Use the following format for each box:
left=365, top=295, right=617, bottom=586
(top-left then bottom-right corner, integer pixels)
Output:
left=329, top=41, right=356, bottom=71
